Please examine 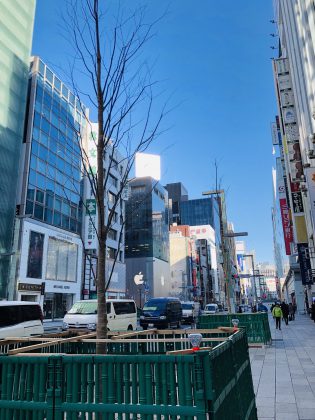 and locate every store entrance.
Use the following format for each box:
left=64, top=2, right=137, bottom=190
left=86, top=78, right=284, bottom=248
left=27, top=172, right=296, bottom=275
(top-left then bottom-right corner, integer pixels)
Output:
left=43, top=293, right=74, bottom=319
